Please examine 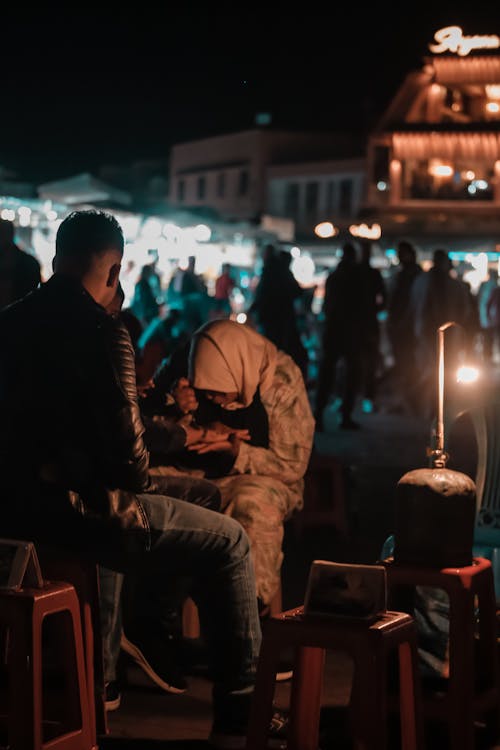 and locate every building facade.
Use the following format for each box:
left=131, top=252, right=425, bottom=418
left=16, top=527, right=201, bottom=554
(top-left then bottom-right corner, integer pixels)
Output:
left=168, top=129, right=364, bottom=233
left=363, top=25, right=500, bottom=256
